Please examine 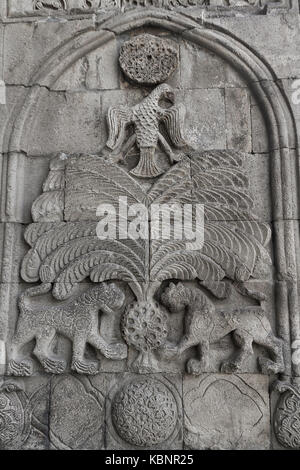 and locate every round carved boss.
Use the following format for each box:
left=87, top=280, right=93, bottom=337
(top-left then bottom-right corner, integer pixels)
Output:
left=111, top=378, right=178, bottom=447
left=119, top=34, right=179, bottom=85
left=122, top=301, right=168, bottom=352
